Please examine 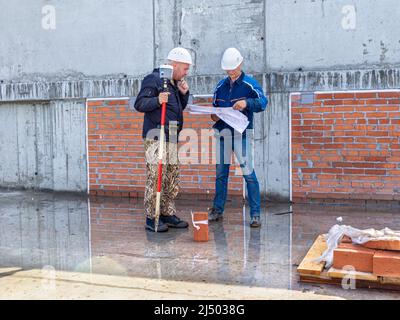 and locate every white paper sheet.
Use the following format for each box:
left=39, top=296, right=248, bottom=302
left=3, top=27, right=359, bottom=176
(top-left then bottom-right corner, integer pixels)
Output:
left=187, top=104, right=250, bottom=134
left=186, top=104, right=216, bottom=114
